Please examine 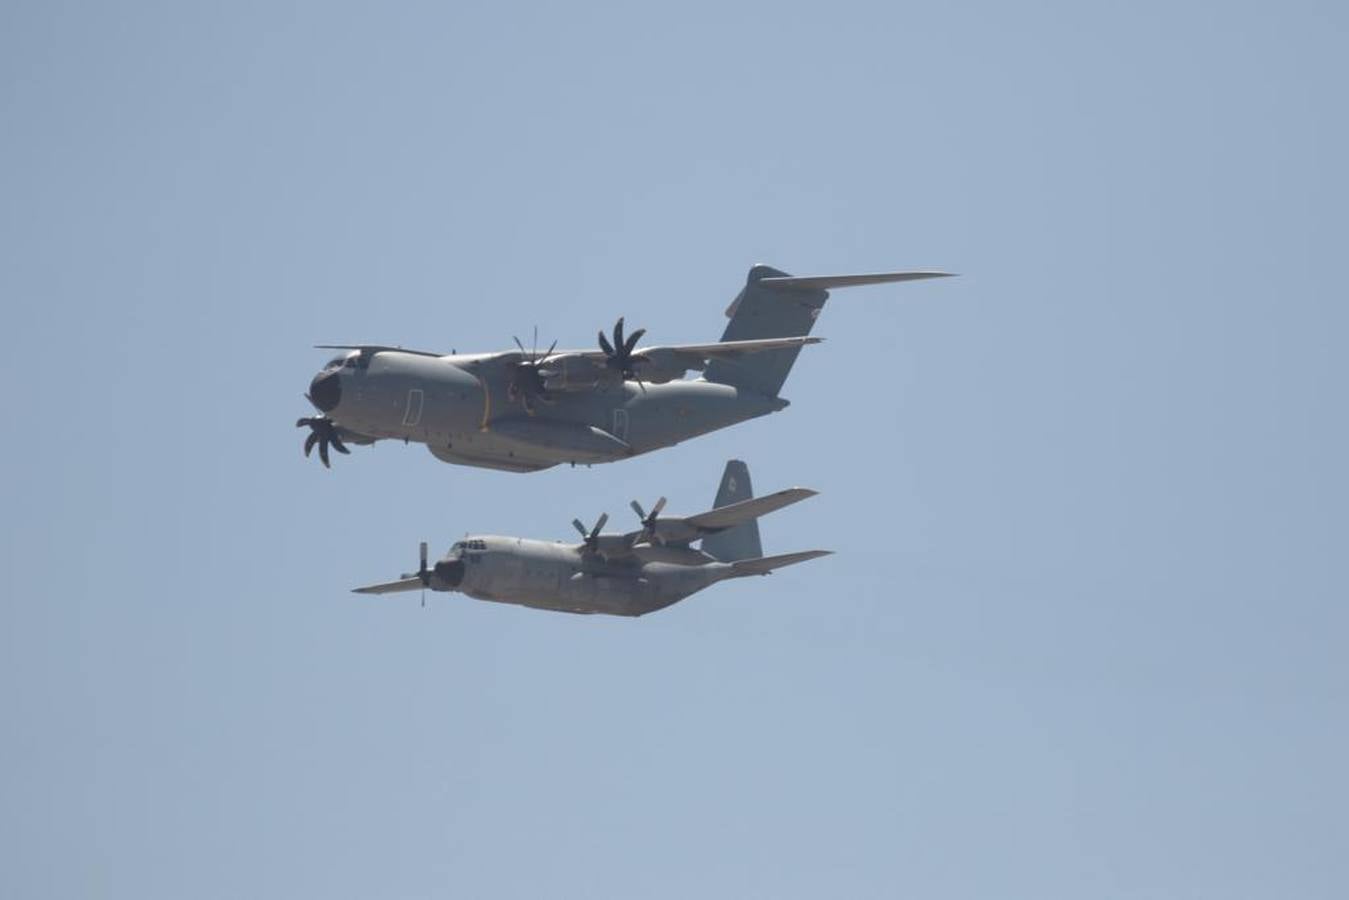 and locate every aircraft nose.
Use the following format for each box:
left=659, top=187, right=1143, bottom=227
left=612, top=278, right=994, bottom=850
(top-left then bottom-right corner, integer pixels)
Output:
left=434, top=558, right=465, bottom=588
left=308, top=370, right=342, bottom=412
